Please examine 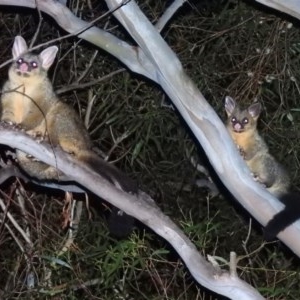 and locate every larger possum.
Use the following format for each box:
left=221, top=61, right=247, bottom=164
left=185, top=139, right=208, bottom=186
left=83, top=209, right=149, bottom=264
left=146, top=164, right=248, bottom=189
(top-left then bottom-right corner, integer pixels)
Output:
left=1, top=36, right=137, bottom=236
